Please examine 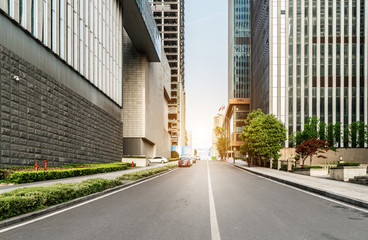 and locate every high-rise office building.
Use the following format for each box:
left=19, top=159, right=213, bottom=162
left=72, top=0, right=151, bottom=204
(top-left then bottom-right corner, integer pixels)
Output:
left=227, top=0, right=251, bottom=157
left=251, top=0, right=367, bottom=146
left=149, top=0, right=186, bottom=148
left=0, top=0, right=169, bottom=165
